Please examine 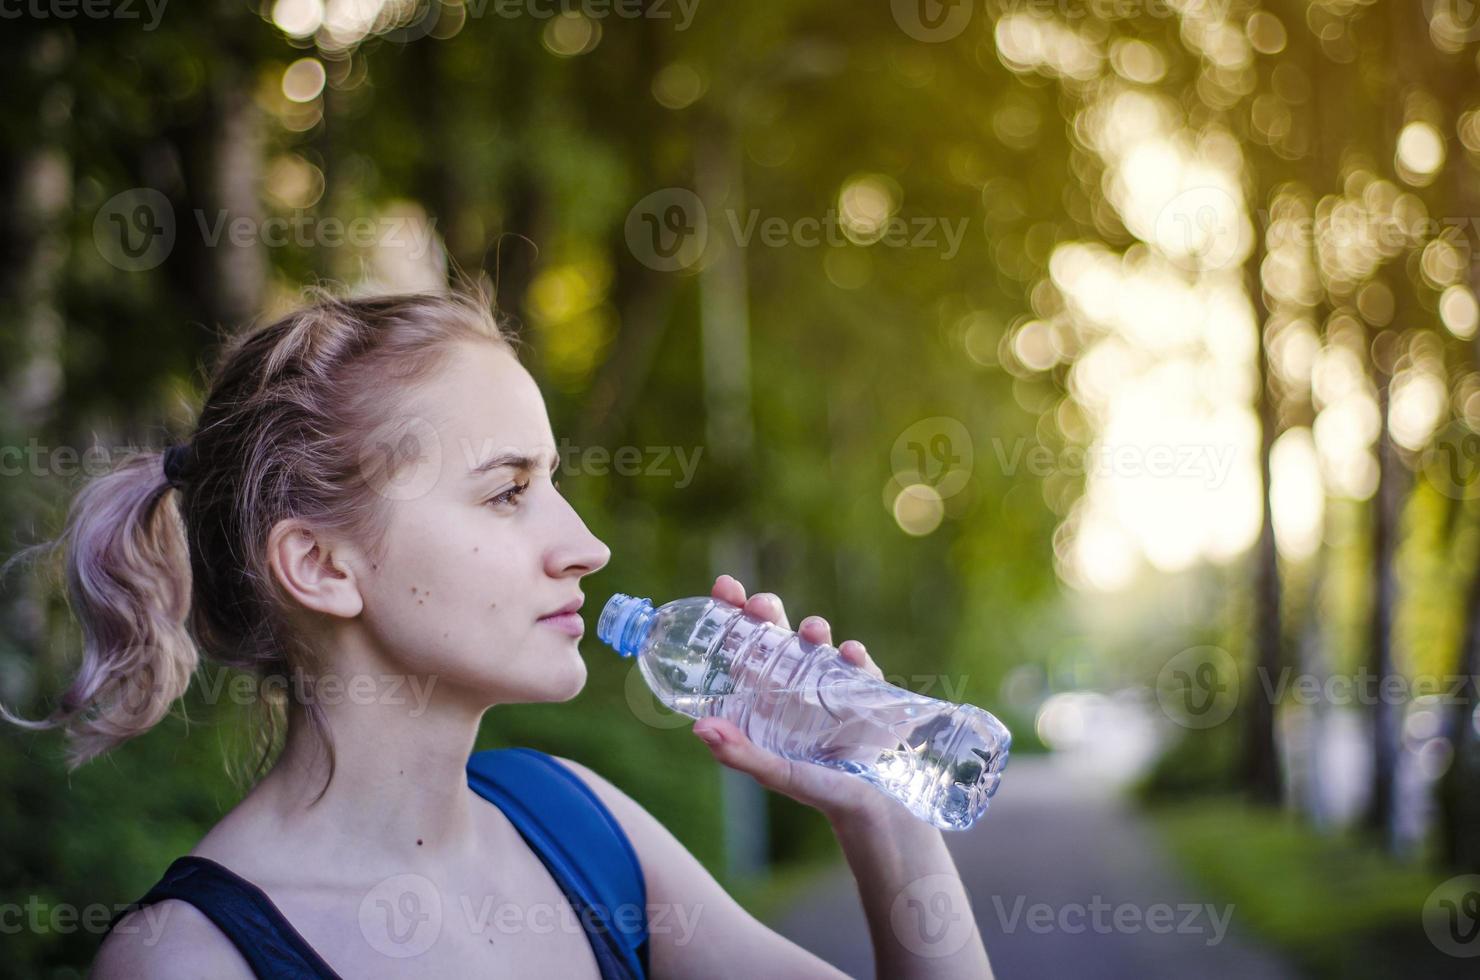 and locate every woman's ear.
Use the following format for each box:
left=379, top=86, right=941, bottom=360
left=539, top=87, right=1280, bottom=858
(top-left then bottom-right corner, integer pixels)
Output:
left=266, top=518, right=365, bottom=619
